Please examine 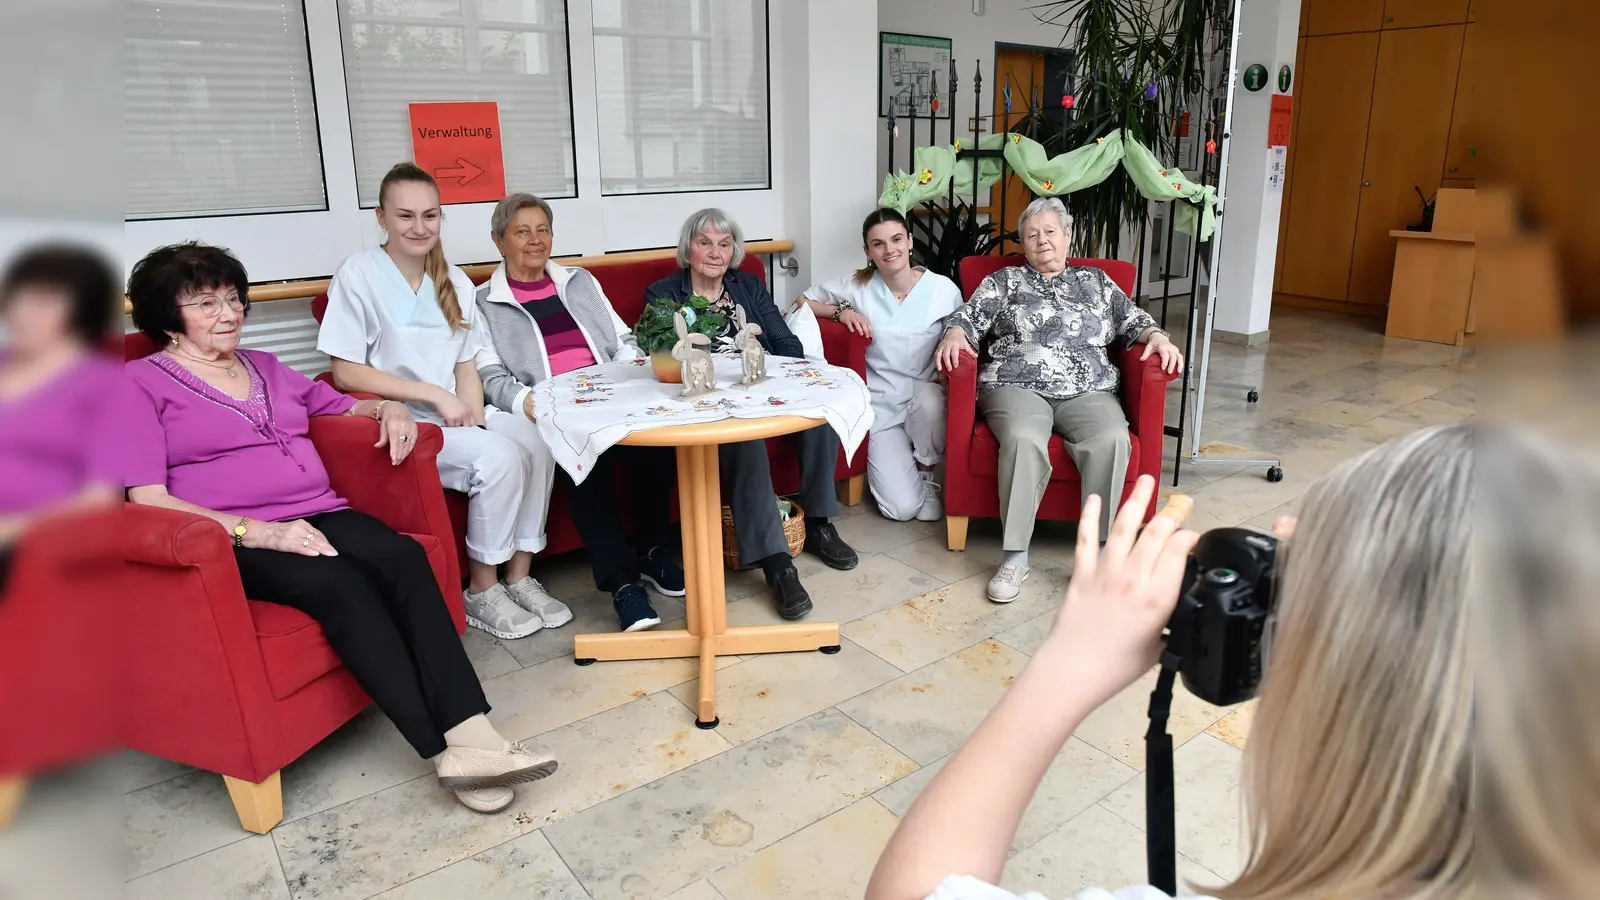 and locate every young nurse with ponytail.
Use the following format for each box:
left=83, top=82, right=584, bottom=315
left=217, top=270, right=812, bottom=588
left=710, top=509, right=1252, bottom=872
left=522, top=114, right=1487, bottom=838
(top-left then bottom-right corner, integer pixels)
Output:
left=318, top=163, right=564, bottom=643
